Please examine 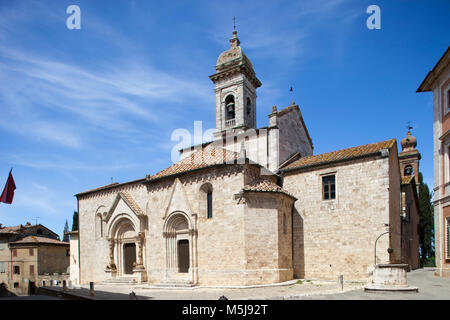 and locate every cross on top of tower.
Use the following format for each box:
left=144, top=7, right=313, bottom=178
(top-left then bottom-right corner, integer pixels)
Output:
left=233, top=16, right=236, bottom=30
left=406, top=121, right=413, bottom=132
